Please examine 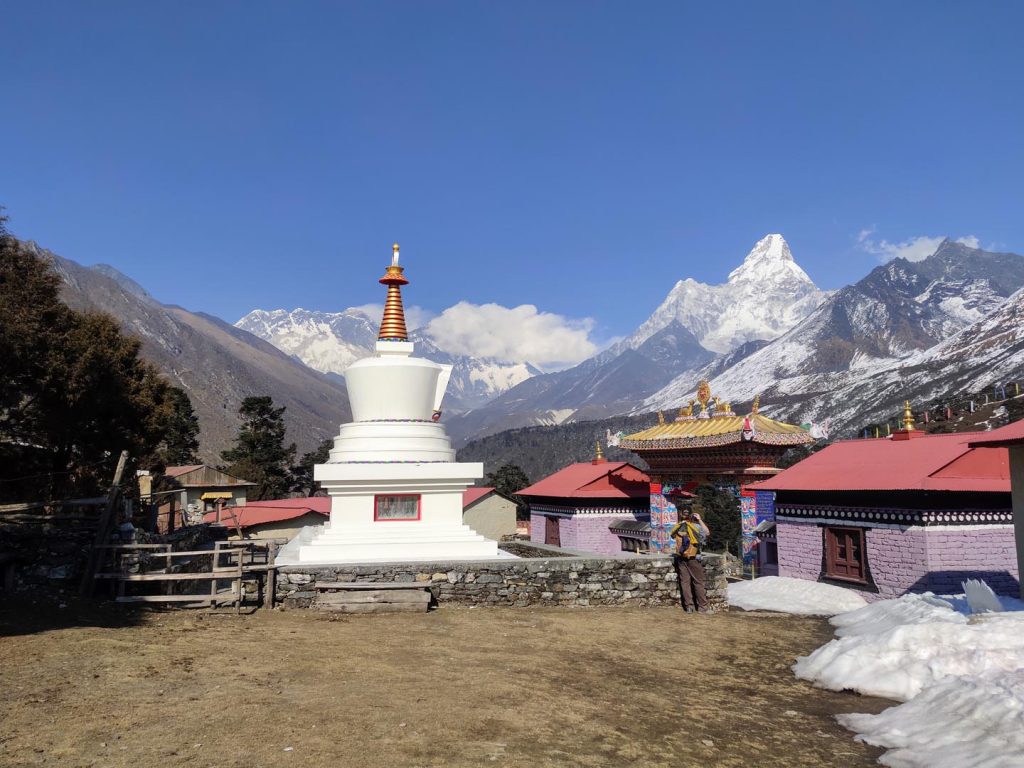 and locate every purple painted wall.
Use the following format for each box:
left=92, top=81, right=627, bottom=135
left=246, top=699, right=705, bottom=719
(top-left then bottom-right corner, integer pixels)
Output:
left=529, top=511, right=645, bottom=556
left=776, top=520, right=822, bottom=581
left=777, top=518, right=1020, bottom=600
